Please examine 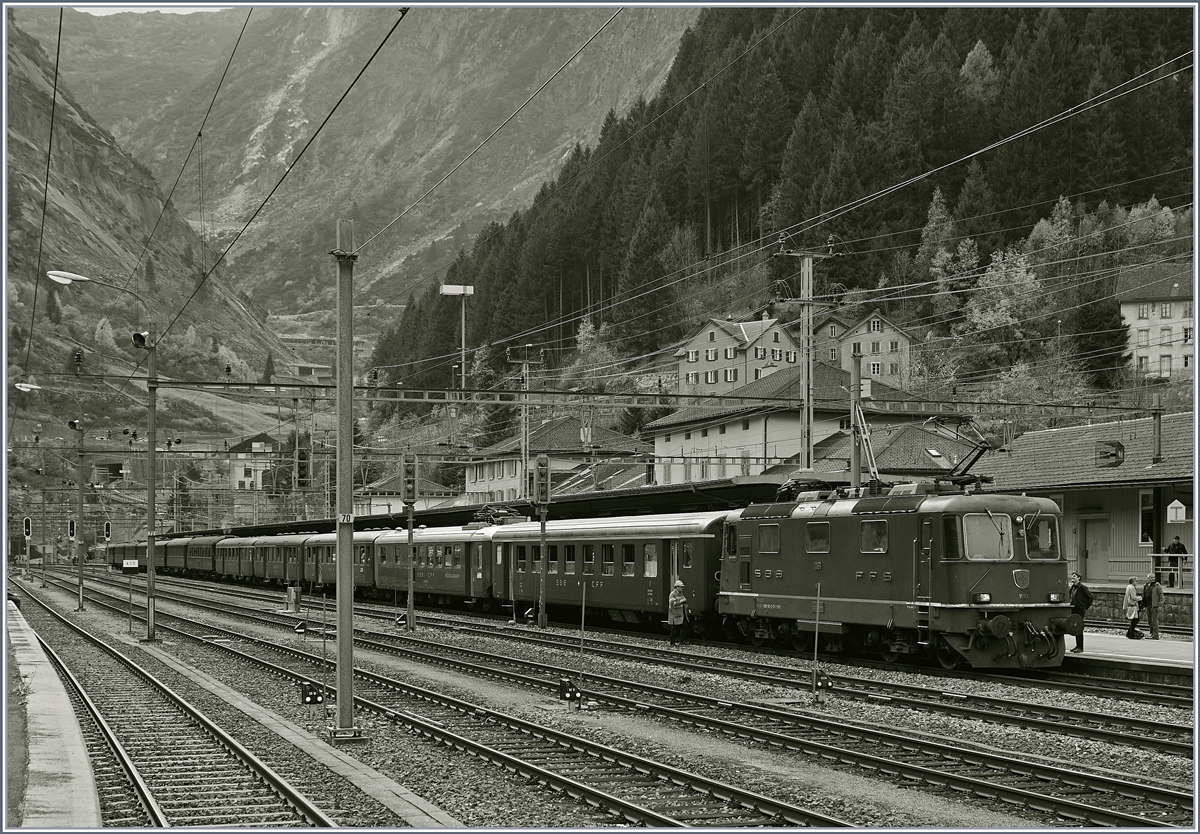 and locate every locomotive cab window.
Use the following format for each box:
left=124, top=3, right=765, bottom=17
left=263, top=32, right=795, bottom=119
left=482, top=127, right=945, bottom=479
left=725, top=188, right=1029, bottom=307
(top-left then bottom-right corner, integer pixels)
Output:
left=860, top=520, right=888, bottom=553
left=1022, top=515, right=1060, bottom=560
left=964, top=512, right=1014, bottom=561
left=805, top=522, right=830, bottom=553
left=758, top=524, right=780, bottom=553
left=942, top=516, right=963, bottom=559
